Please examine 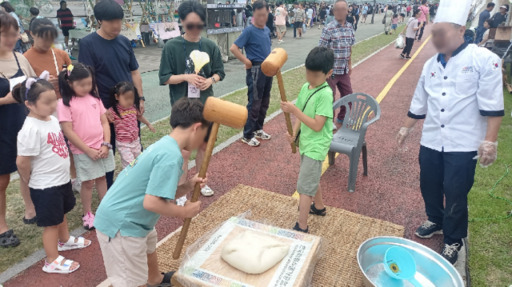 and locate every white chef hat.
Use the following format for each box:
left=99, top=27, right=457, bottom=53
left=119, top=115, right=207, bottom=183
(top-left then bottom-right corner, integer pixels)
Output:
left=434, top=0, right=472, bottom=26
